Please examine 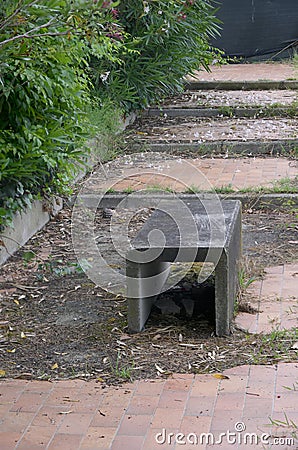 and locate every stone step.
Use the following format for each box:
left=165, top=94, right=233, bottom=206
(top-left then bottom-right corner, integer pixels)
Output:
left=145, top=90, right=298, bottom=118
left=126, top=116, right=298, bottom=155
left=185, top=80, right=298, bottom=91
